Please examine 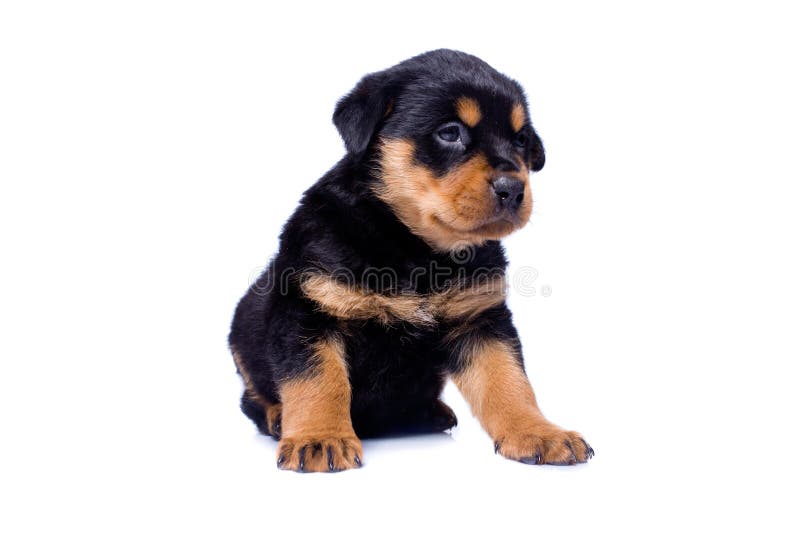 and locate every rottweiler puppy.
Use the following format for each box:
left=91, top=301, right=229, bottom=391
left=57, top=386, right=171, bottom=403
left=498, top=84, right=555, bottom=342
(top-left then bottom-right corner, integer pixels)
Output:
left=229, top=49, right=593, bottom=472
